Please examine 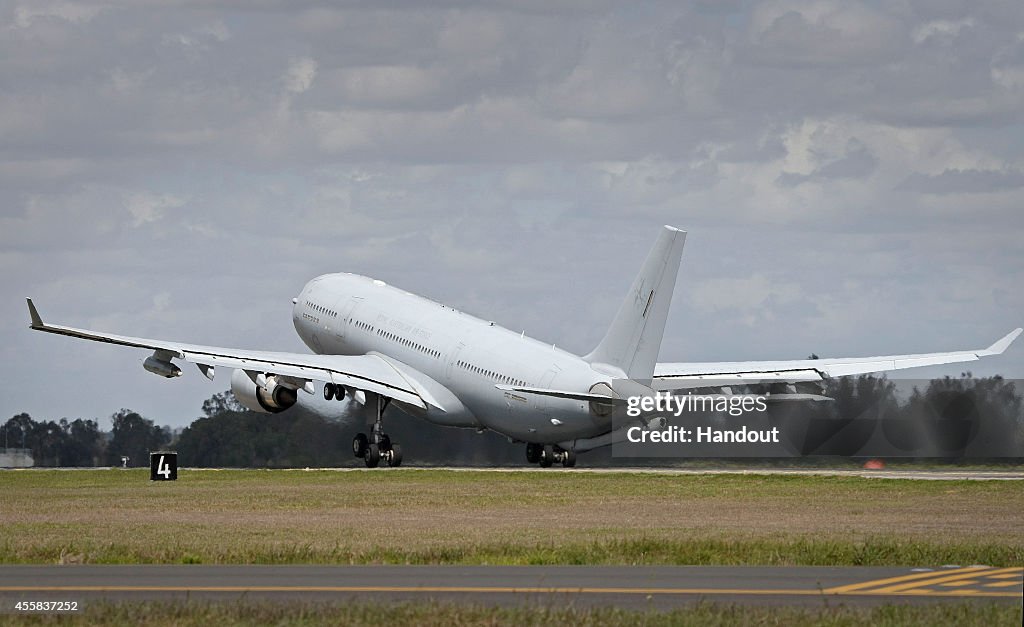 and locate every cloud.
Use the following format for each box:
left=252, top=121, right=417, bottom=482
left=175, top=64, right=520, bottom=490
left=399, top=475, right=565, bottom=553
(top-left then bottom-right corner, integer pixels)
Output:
left=898, top=168, right=1024, bottom=195
left=912, top=18, right=975, bottom=45
left=690, top=274, right=805, bottom=328
left=284, top=56, right=317, bottom=94
left=745, top=1, right=905, bottom=67
left=991, top=33, right=1024, bottom=89
left=163, top=20, right=231, bottom=52
left=12, top=1, right=105, bottom=28
left=123, top=191, right=187, bottom=227
left=777, top=138, right=877, bottom=186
